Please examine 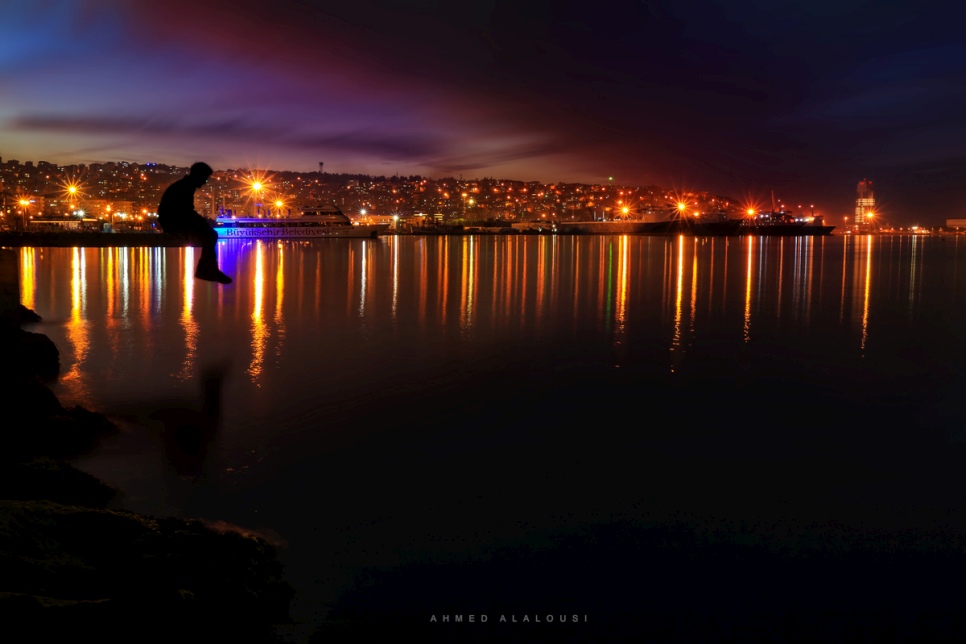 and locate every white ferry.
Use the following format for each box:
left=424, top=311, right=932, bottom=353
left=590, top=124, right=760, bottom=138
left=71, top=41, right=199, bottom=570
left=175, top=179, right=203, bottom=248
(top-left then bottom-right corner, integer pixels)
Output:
left=214, top=204, right=388, bottom=239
